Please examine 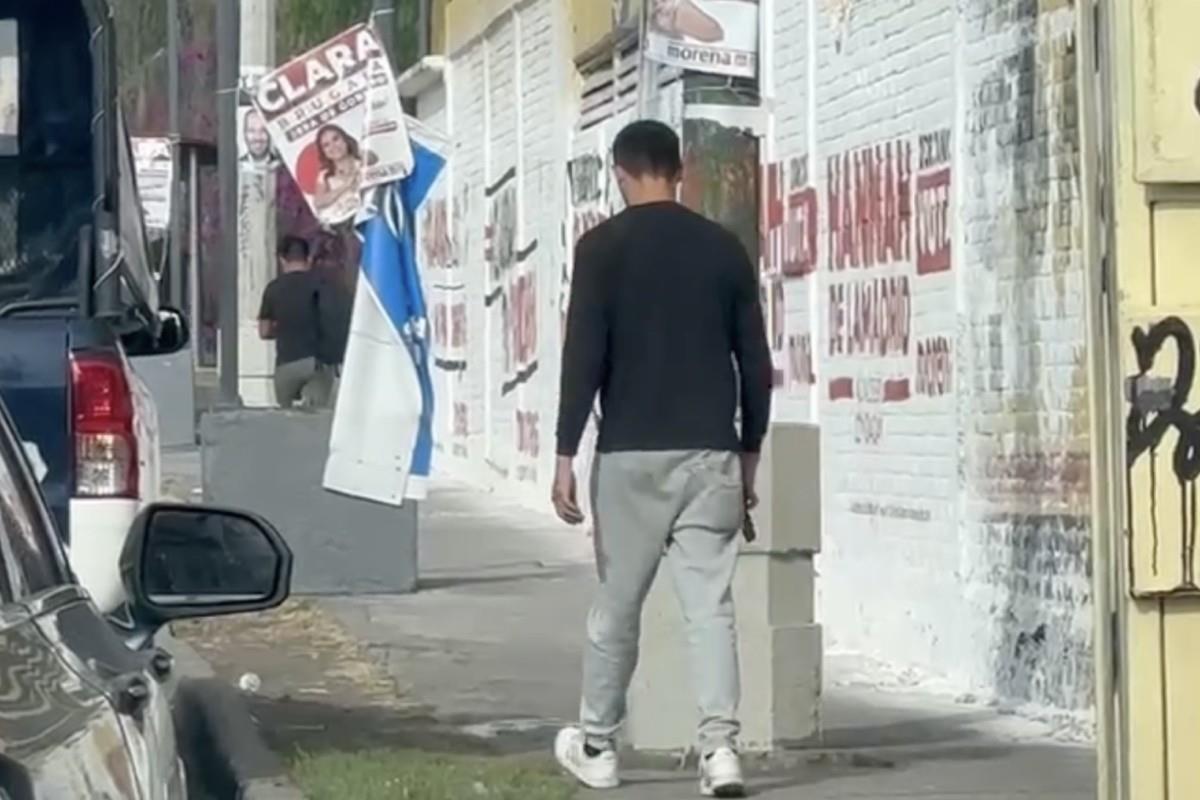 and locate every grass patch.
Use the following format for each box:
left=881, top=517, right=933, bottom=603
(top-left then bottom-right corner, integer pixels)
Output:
left=291, top=750, right=576, bottom=800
